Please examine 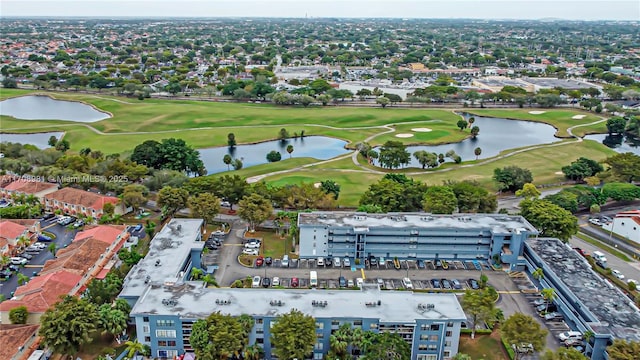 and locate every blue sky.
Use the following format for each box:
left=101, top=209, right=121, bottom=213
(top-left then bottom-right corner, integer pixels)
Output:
left=1, top=0, right=639, bottom=20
